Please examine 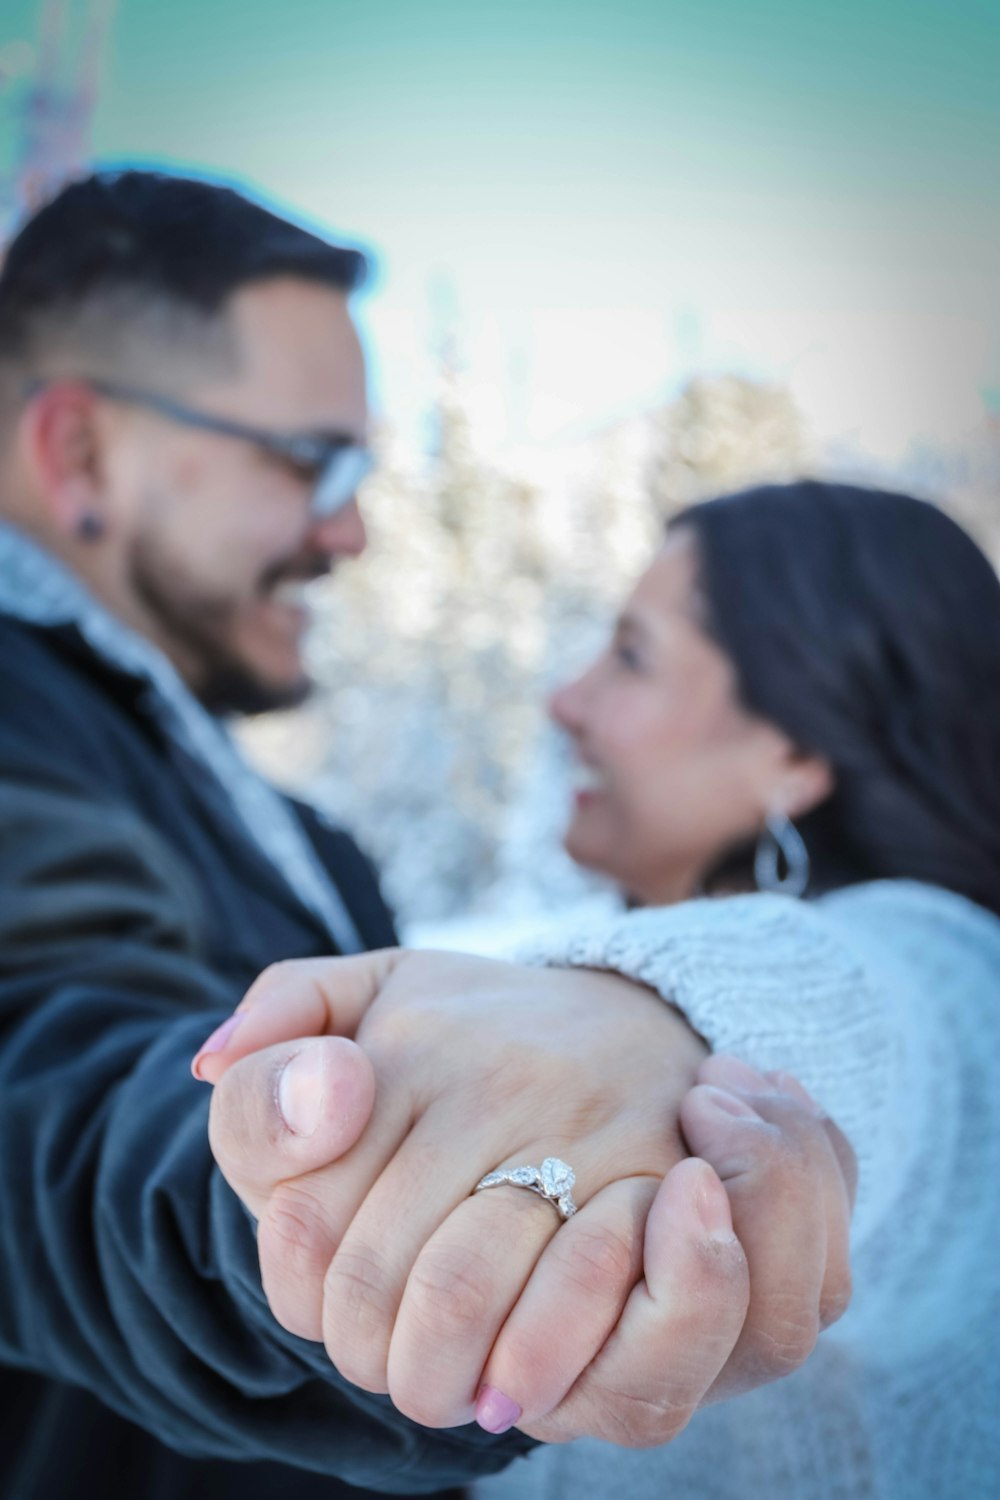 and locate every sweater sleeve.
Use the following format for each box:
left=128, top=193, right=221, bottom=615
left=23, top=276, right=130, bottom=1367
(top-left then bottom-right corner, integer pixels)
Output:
left=519, top=892, right=900, bottom=1248
left=0, top=764, right=531, bottom=1493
